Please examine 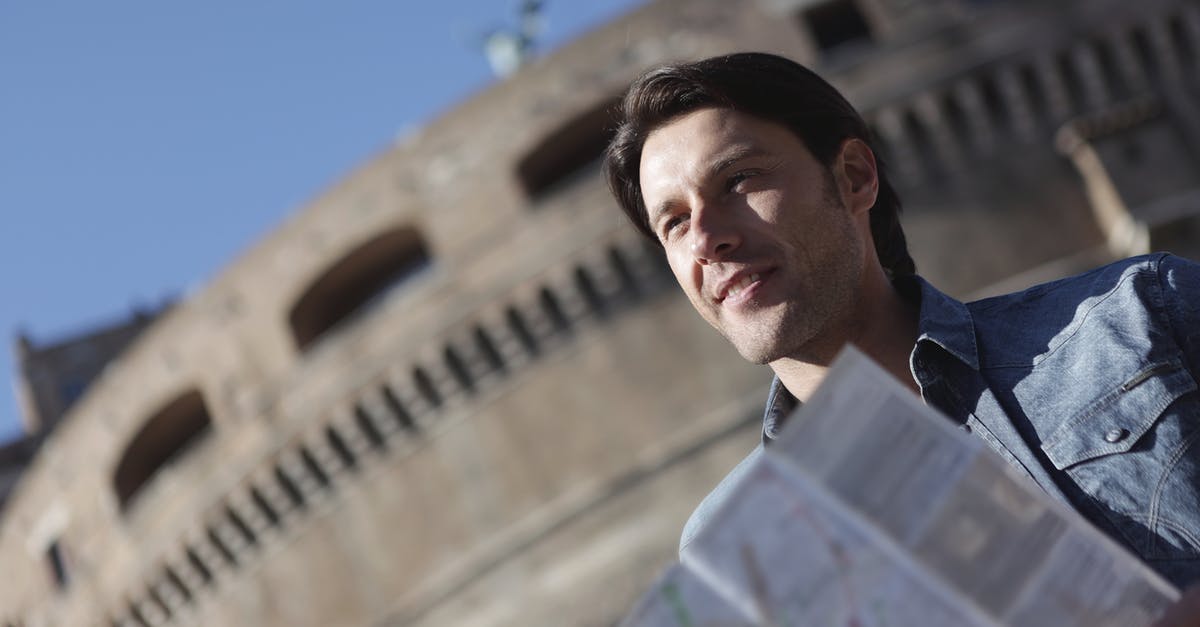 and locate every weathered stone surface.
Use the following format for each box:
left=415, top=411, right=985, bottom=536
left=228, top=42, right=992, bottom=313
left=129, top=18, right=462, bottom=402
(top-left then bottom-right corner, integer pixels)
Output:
left=3, top=1, right=1198, bottom=625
